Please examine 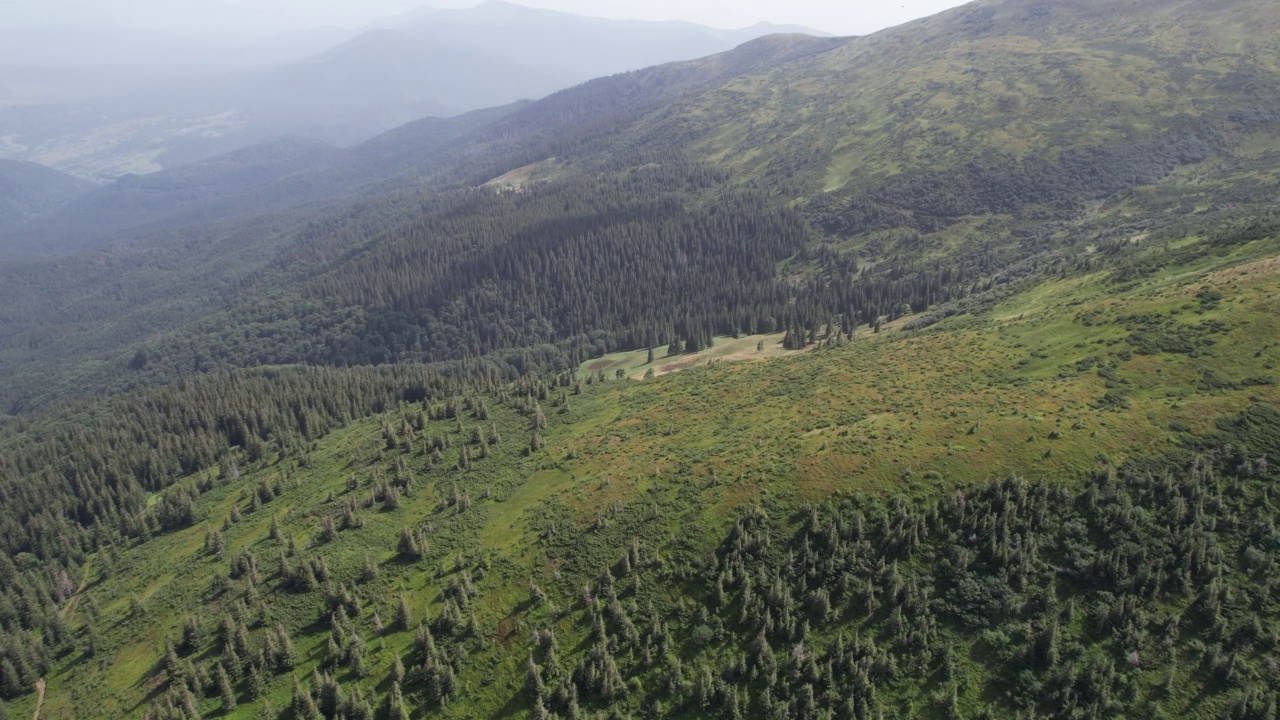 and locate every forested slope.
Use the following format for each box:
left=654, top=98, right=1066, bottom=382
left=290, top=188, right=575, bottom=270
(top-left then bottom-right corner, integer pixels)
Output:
left=6, top=0, right=1280, bottom=413
left=0, top=161, right=94, bottom=231
left=1, top=0, right=1280, bottom=717
left=0, top=217, right=1277, bottom=718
